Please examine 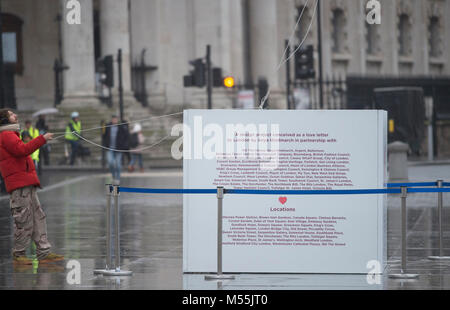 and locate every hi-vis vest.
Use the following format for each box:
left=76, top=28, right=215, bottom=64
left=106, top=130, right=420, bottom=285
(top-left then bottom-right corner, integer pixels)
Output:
left=65, top=120, right=81, bottom=141
left=20, top=126, right=40, bottom=161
